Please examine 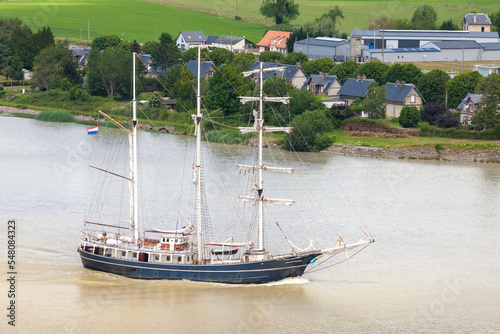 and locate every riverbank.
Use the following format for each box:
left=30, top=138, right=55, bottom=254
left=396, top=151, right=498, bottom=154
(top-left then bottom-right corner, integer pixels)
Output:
left=3, top=105, right=500, bottom=163
left=324, top=144, right=500, bottom=163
